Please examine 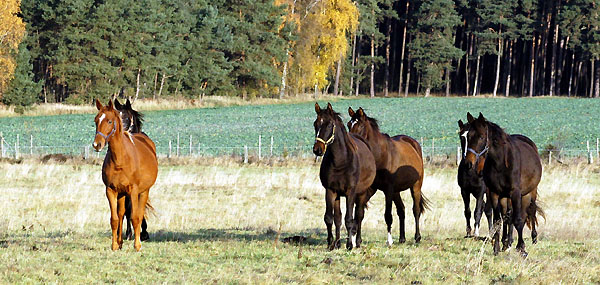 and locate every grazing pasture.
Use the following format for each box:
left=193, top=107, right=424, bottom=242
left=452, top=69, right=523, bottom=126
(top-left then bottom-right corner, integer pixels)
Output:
left=0, top=158, right=599, bottom=283
left=0, top=97, right=599, bottom=156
